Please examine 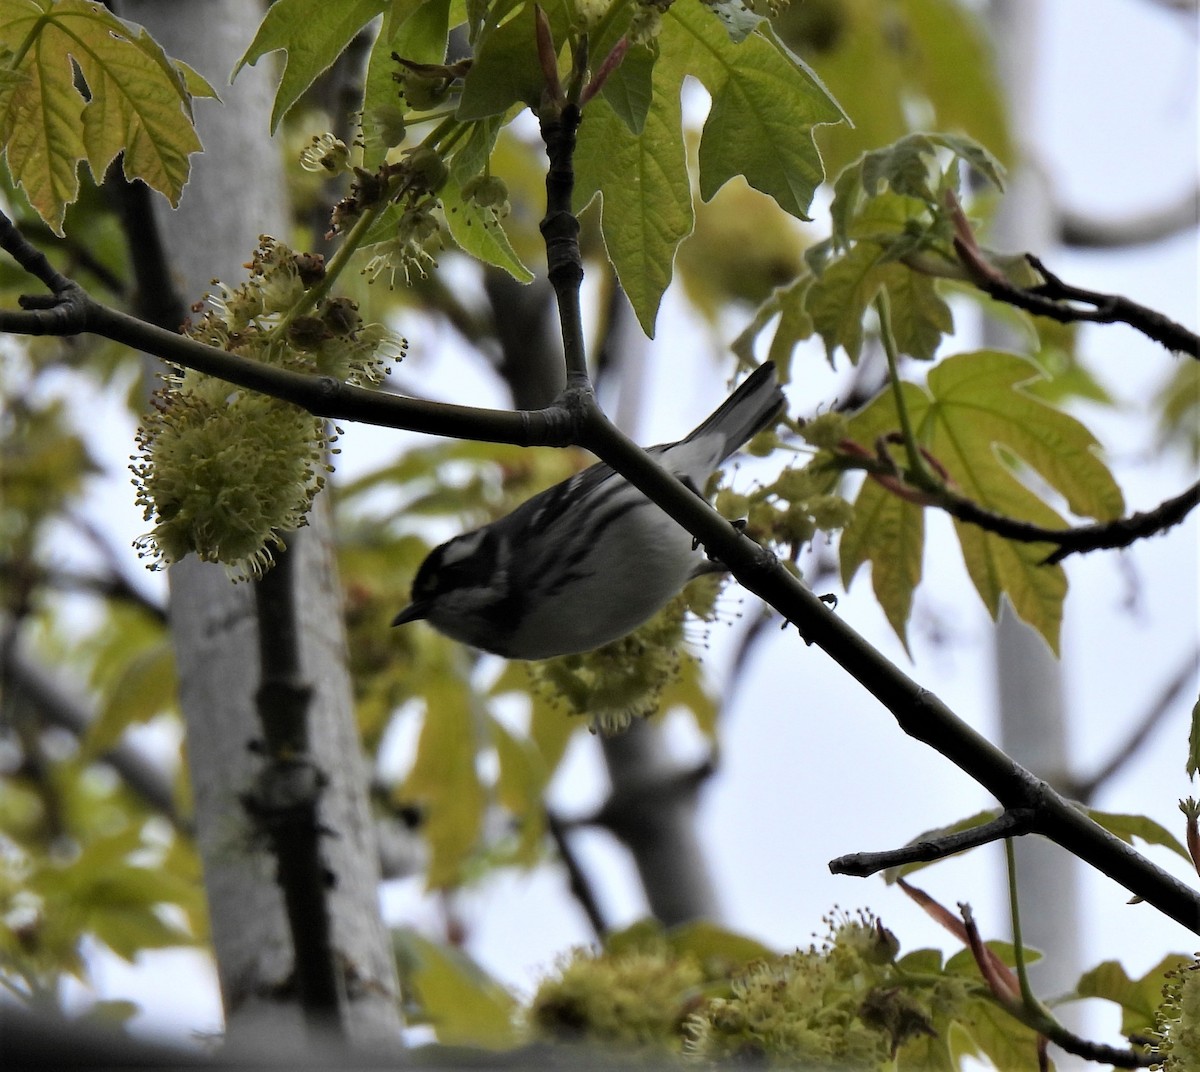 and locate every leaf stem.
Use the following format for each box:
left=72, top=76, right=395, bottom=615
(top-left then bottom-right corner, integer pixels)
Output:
left=1003, top=838, right=1041, bottom=1011
left=874, top=290, right=930, bottom=485
left=275, top=201, right=386, bottom=333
